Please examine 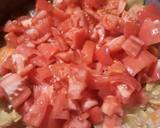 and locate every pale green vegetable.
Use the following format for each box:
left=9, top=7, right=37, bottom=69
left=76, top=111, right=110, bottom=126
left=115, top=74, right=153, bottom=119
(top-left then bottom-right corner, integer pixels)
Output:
left=127, top=0, right=144, bottom=8
left=145, top=83, right=156, bottom=92
left=11, top=110, right=22, bottom=123
left=123, top=114, right=141, bottom=127
left=0, top=110, right=21, bottom=128
left=0, top=110, right=12, bottom=127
